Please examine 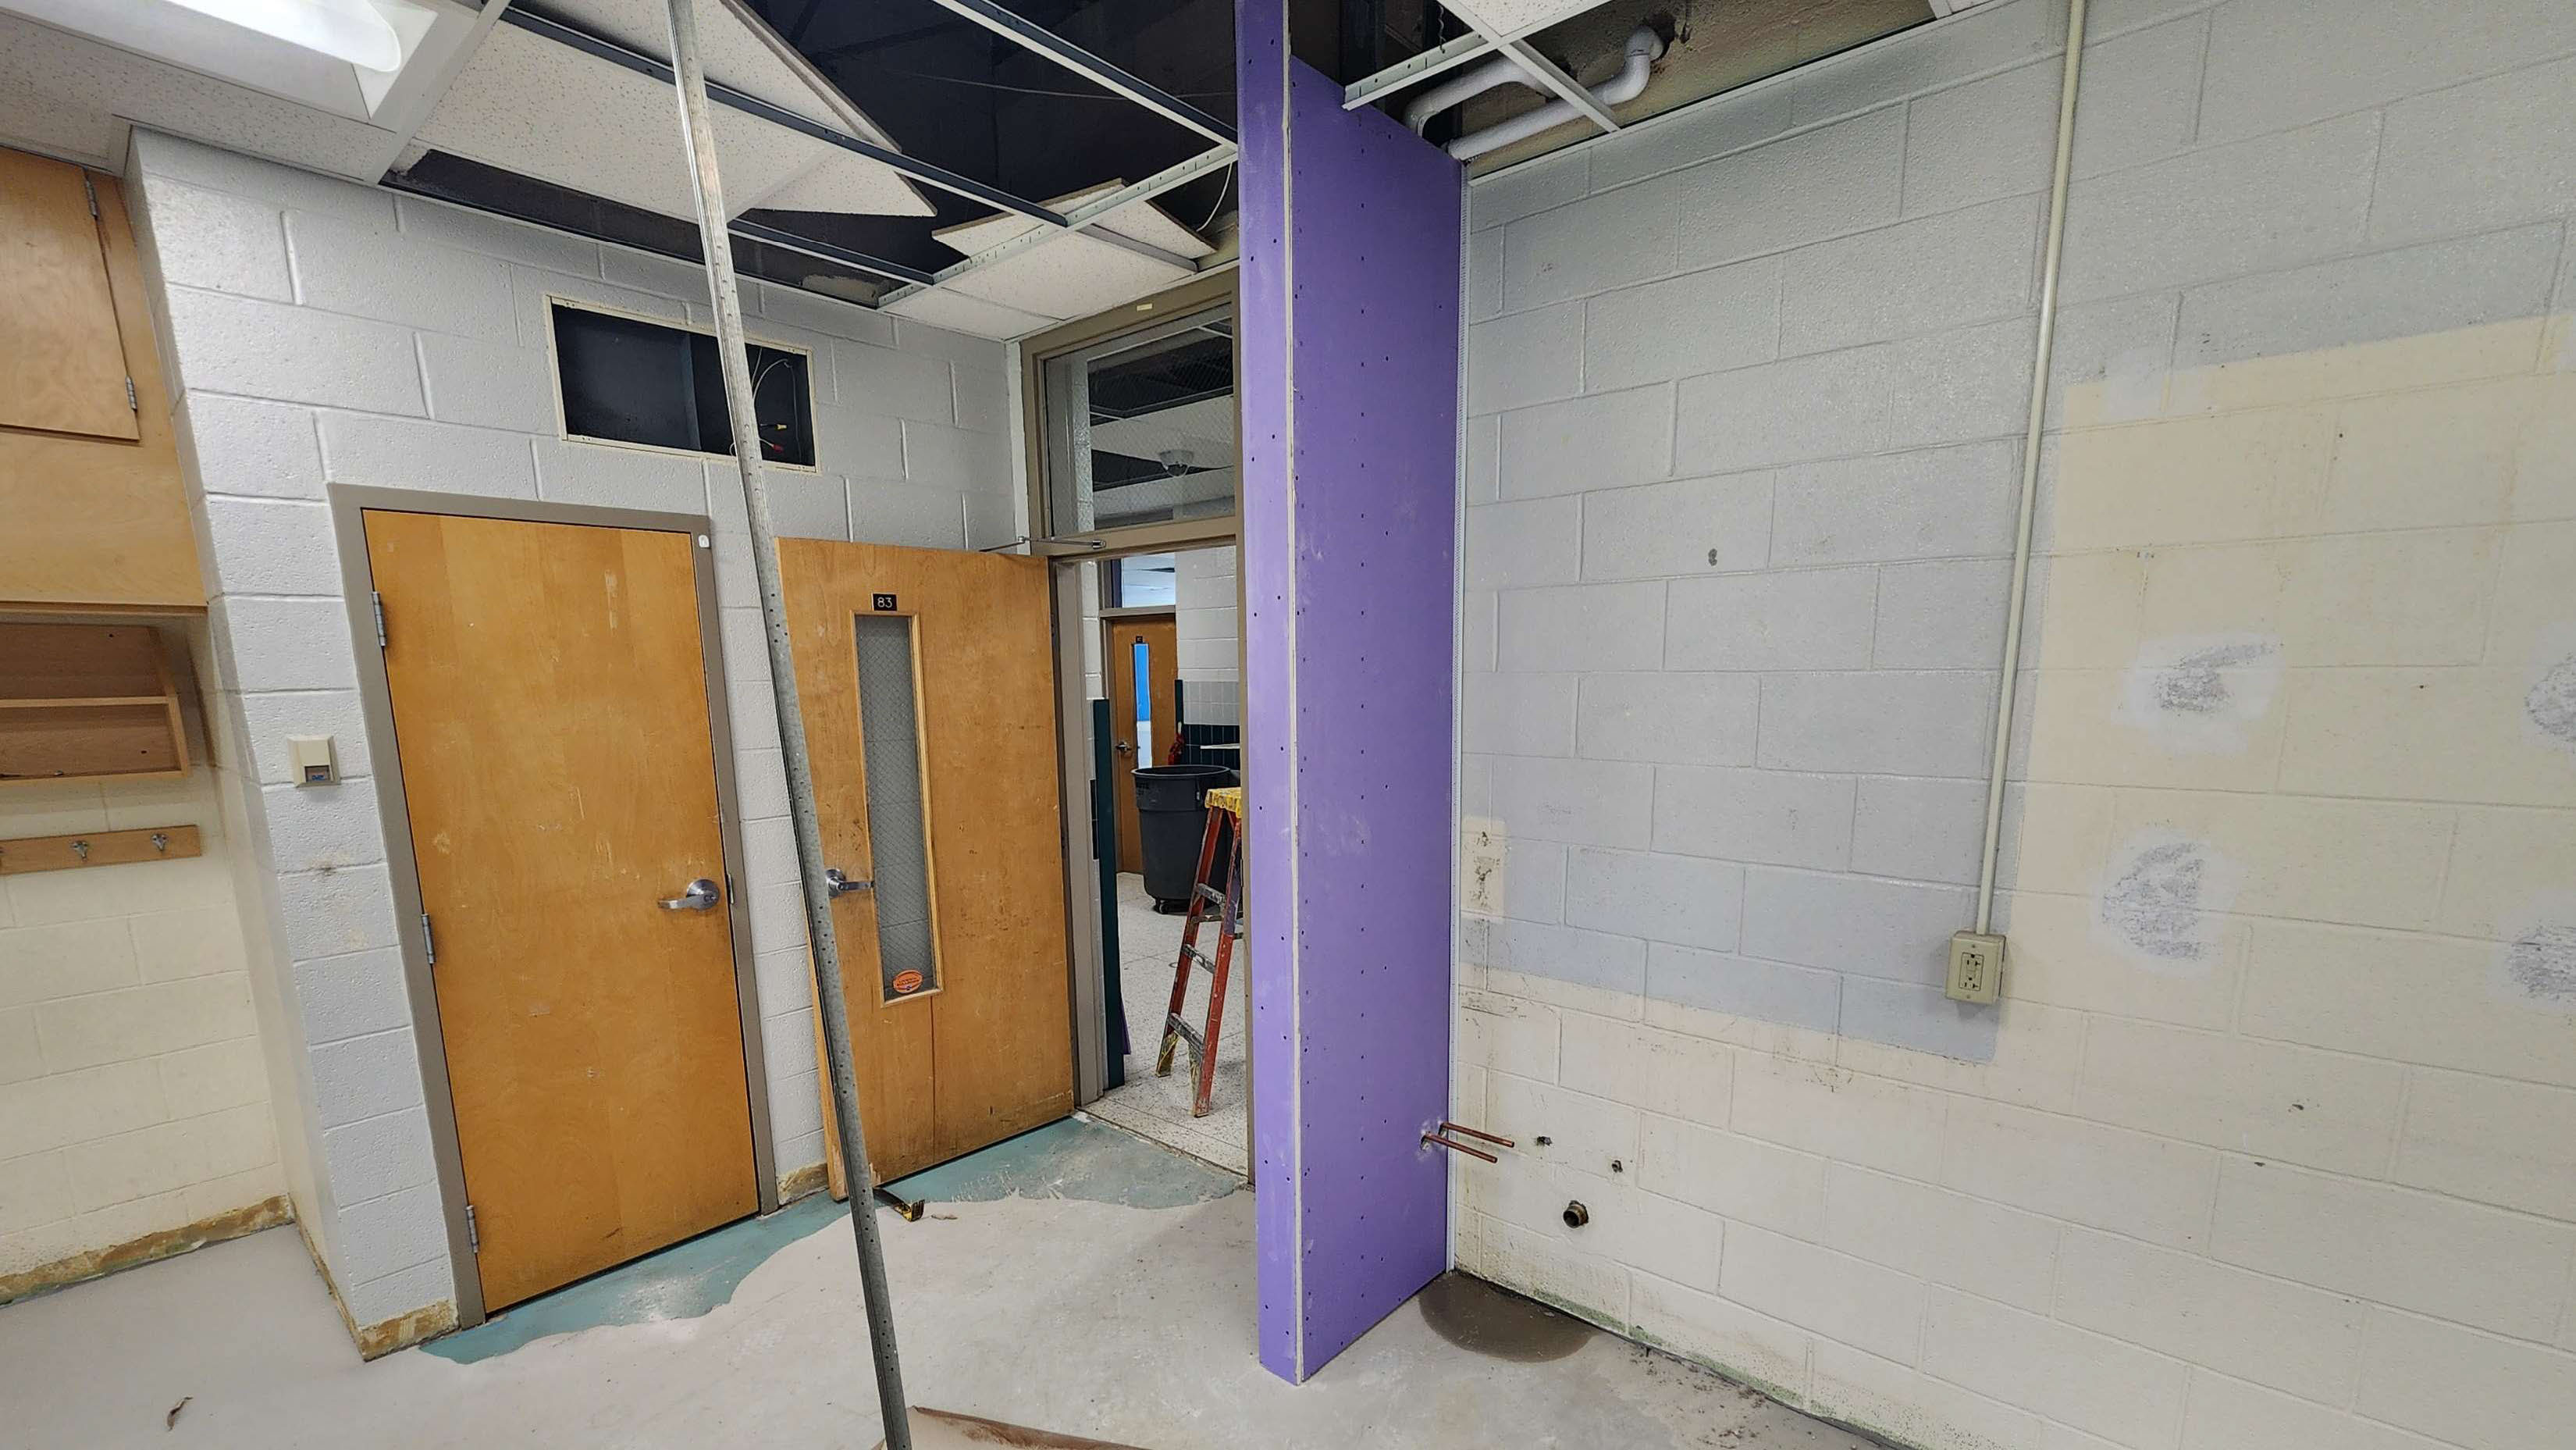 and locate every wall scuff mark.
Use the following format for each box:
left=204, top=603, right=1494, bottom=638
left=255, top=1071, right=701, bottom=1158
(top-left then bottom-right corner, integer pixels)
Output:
left=2499, top=922, right=2576, bottom=1006
left=2118, top=632, right=2282, bottom=754
left=2094, top=829, right=2238, bottom=971
left=2525, top=647, right=2576, bottom=750
left=1462, top=816, right=1506, bottom=917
